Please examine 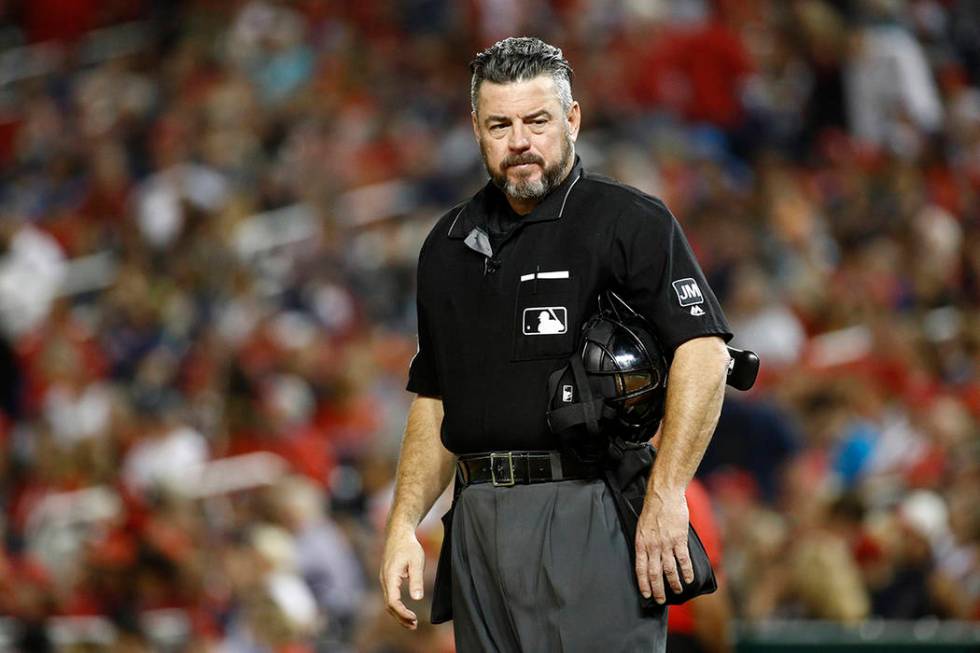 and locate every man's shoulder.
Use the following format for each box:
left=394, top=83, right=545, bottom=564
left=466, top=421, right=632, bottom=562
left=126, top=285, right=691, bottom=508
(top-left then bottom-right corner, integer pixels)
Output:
left=433, top=200, right=469, bottom=233
left=419, top=200, right=468, bottom=254
left=578, top=172, right=673, bottom=222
